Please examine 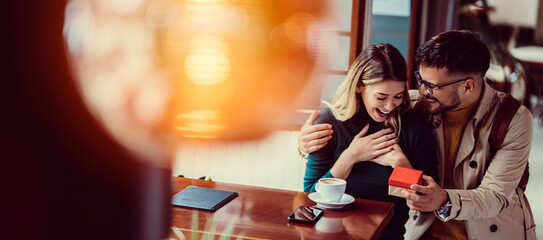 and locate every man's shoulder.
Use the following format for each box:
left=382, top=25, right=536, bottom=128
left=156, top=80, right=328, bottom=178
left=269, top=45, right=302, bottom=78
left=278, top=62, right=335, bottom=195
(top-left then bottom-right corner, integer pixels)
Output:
left=488, top=89, right=532, bottom=121
left=476, top=88, right=533, bottom=137
left=315, top=107, right=336, bottom=125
